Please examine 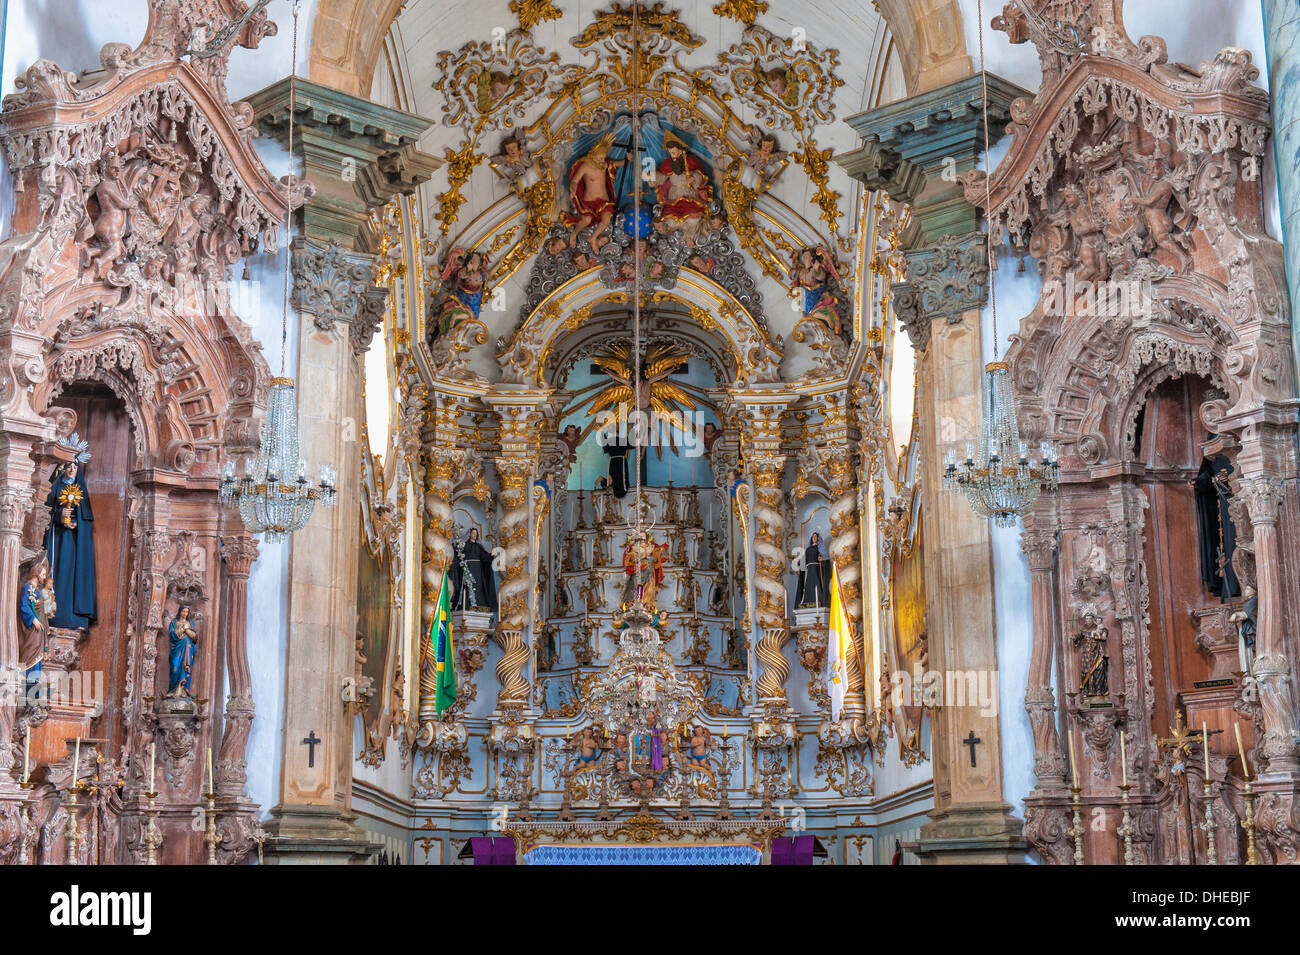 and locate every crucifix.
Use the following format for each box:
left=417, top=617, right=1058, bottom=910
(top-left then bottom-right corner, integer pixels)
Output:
left=302, top=731, right=321, bottom=768
left=963, top=731, right=982, bottom=768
